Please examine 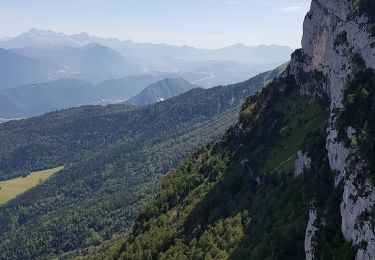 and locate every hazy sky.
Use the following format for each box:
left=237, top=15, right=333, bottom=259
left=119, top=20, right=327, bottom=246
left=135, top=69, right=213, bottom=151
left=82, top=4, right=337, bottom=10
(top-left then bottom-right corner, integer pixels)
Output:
left=0, top=0, right=311, bottom=49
